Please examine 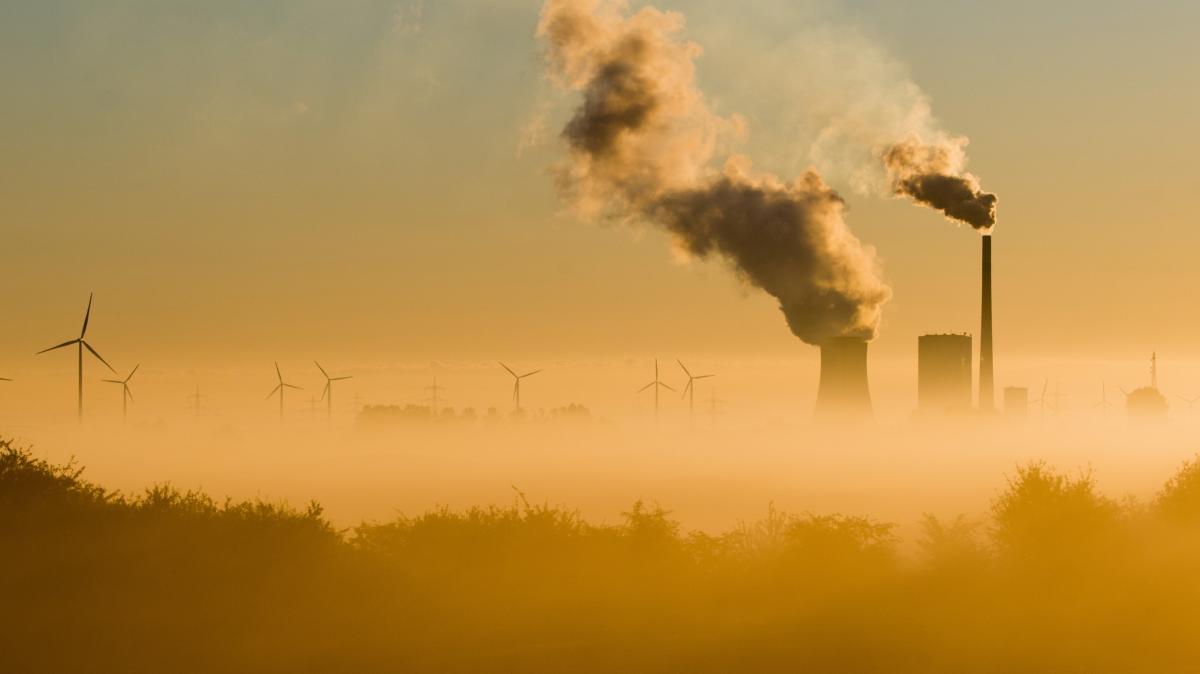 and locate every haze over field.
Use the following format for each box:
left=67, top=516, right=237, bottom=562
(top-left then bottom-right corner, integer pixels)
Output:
left=2, top=1, right=1200, bottom=671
